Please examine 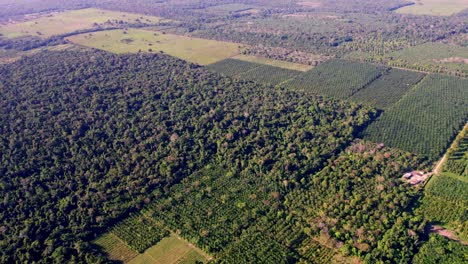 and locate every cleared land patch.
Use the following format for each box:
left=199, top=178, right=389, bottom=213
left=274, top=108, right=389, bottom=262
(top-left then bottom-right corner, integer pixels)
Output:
left=282, top=60, right=387, bottom=99
left=233, top=54, right=313, bottom=72
left=0, top=8, right=166, bottom=38
left=67, top=29, right=241, bottom=65
left=363, top=75, right=468, bottom=160
left=349, top=68, right=426, bottom=109
left=395, top=0, right=468, bottom=16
